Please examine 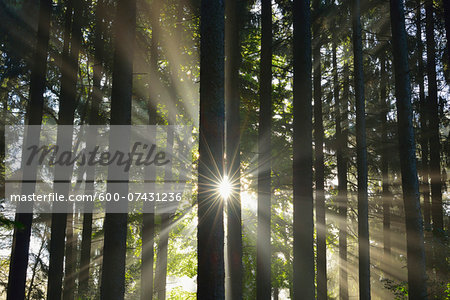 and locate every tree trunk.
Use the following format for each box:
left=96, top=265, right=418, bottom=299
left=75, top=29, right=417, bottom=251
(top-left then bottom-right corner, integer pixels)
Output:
left=415, top=2, right=431, bottom=232
left=7, top=1, right=51, bottom=299
left=335, top=40, right=349, bottom=300
left=47, top=0, right=84, bottom=298
left=257, top=0, right=272, bottom=299
left=313, top=2, right=326, bottom=299
left=352, top=0, right=370, bottom=298
left=63, top=213, right=76, bottom=300
left=225, top=0, right=243, bottom=297
left=380, top=54, right=392, bottom=261
left=389, top=0, right=428, bottom=298
left=425, top=0, right=443, bottom=235
left=78, top=0, right=105, bottom=297
left=292, top=0, right=315, bottom=299
left=26, top=227, right=47, bottom=300
left=154, top=127, right=173, bottom=300
left=141, top=1, right=160, bottom=299
left=100, top=0, right=136, bottom=299
left=197, top=0, right=225, bottom=298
